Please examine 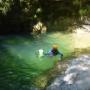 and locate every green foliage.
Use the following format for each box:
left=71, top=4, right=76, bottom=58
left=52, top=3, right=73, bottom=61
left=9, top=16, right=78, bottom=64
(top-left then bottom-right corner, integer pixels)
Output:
left=0, top=0, right=12, bottom=15
left=0, top=0, right=90, bottom=34
left=86, top=5, right=90, bottom=16
left=79, top=8, right=88, bottom=16
left=73, top=0, right=80, bottom=5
